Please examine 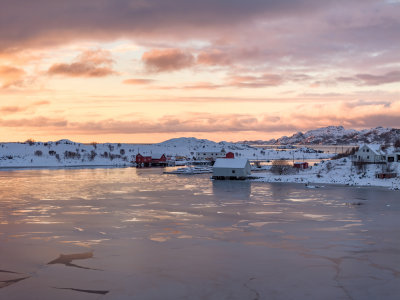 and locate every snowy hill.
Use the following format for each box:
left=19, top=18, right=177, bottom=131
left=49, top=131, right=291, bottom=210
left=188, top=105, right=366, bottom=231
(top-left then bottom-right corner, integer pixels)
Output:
left=0, top=137, right=331, bottom=168
left=243, top=126, right=400, bottom=145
